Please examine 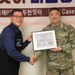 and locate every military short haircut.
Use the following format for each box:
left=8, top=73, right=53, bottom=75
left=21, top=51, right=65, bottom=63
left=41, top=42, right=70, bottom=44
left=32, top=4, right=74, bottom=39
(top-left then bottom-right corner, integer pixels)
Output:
left=10, top=9, right=24, bottom=16
left=49, top=7, right=60, bottom=13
